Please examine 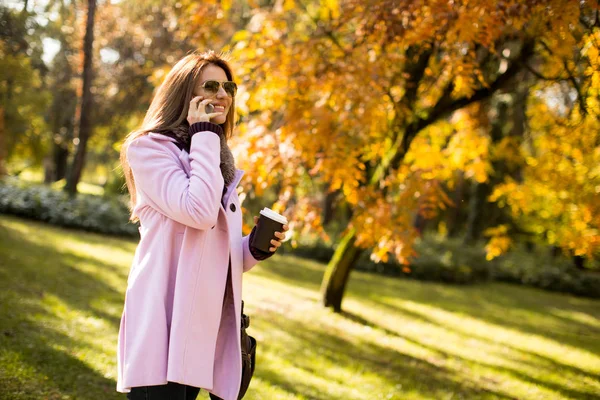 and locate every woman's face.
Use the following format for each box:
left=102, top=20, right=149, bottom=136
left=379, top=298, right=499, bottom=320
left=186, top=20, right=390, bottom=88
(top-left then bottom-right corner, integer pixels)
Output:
left=194, top=64, right=233, bottom=125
